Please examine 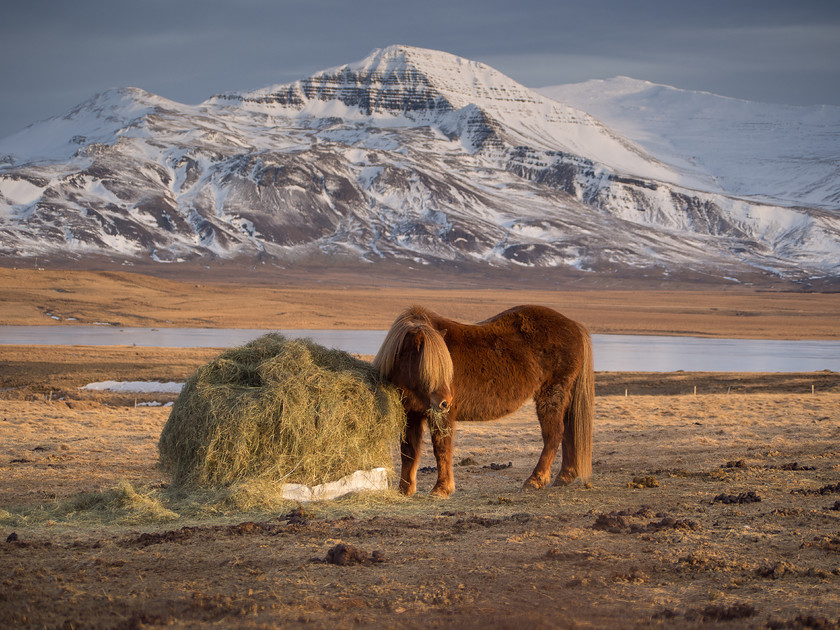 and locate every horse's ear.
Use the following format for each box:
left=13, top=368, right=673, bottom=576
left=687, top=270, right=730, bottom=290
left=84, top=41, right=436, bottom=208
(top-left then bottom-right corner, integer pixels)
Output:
left=439, top=328, right=447, bottom=338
